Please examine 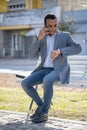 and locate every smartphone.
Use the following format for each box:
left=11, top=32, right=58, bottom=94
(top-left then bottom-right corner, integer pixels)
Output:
left=45, top=26, right=49, bottom=34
